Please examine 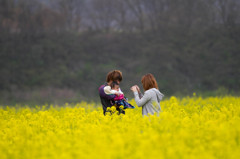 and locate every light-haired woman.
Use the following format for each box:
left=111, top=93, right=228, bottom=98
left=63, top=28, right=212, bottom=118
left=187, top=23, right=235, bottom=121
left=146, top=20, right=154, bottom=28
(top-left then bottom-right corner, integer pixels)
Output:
left=131, top=73, right=164, bottom=116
